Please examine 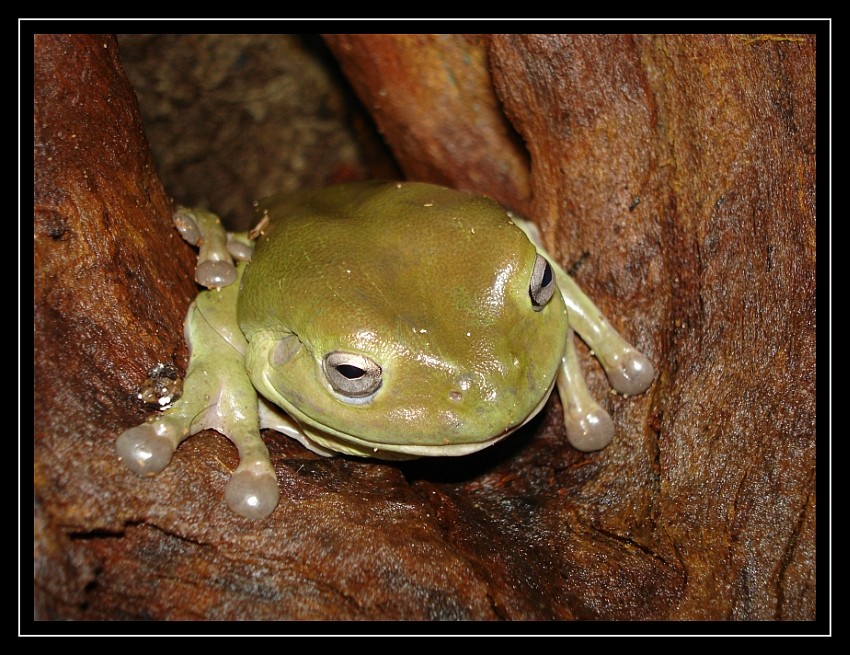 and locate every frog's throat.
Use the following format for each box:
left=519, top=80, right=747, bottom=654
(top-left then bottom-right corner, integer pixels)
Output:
left=267, top=373, right=558, bottom=460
